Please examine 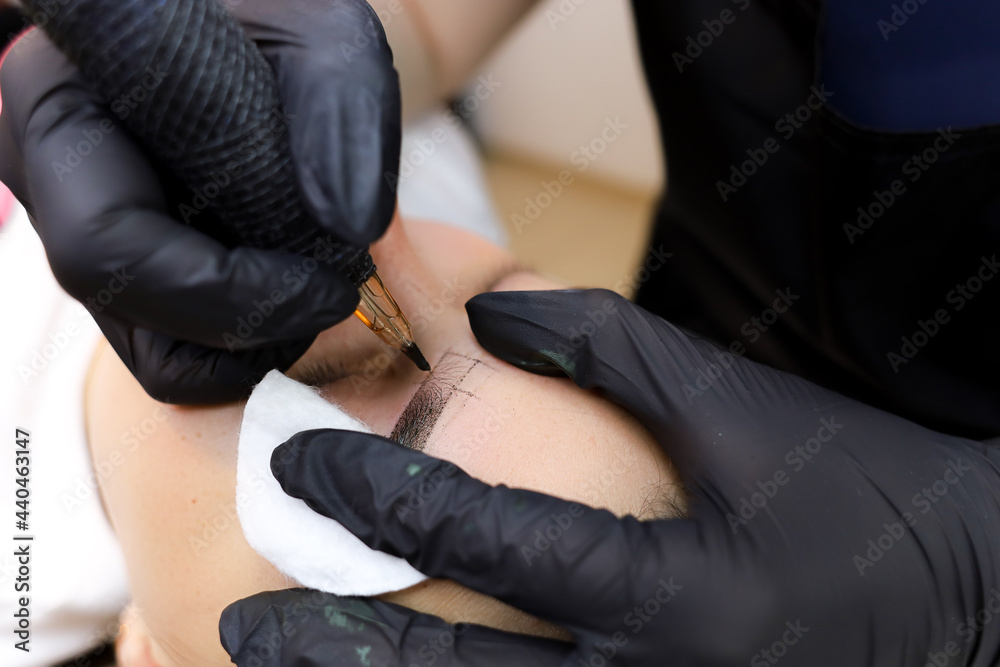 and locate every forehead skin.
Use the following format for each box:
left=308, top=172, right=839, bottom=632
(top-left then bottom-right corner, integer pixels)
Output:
left=289, top=221, right=679, bottom=516
left=310, top=269, right=678, bottom=520
left=86, top=219, right=680, bottom=667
